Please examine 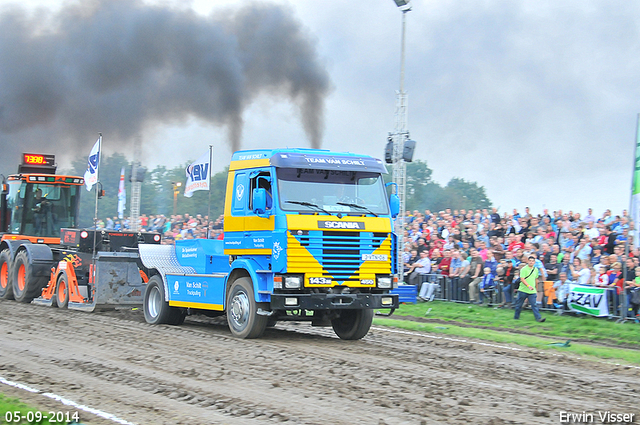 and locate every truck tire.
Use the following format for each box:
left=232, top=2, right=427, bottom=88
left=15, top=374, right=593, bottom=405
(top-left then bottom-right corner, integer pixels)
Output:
left=227, top=277, right=268, bottom=339
left=331, top=309, right=374, bottom=340
left=144, top=275, right=185, bottom=325
left=55, top=274, right=70, bottom=309
left=0, top=249, right=13, bottom=300
left=11, top=251, right=46, bottom=303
